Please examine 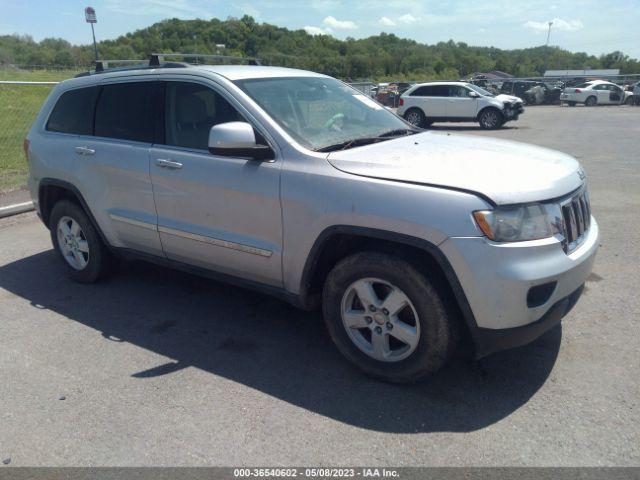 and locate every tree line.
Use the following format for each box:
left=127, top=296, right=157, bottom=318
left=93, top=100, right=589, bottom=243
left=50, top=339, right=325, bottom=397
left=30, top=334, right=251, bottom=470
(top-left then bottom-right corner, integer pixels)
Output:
left=1, top=15, right=638, bottom=81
